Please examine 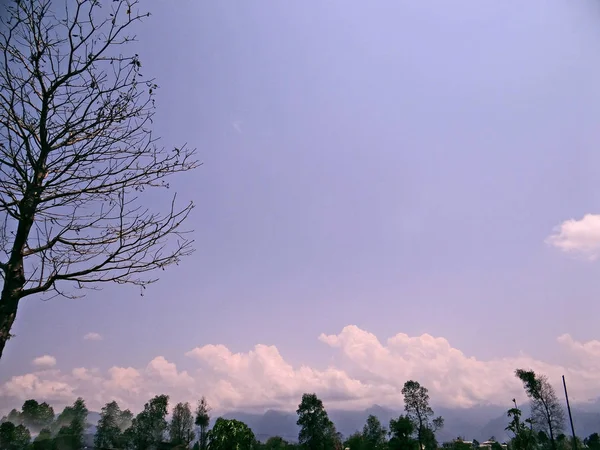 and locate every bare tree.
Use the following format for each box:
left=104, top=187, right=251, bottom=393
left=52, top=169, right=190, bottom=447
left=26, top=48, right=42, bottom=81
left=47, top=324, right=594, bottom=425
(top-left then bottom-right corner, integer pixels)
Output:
left=515, top=369, right=565, bottom=450
left=0, top=0, right=198, bottom=359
